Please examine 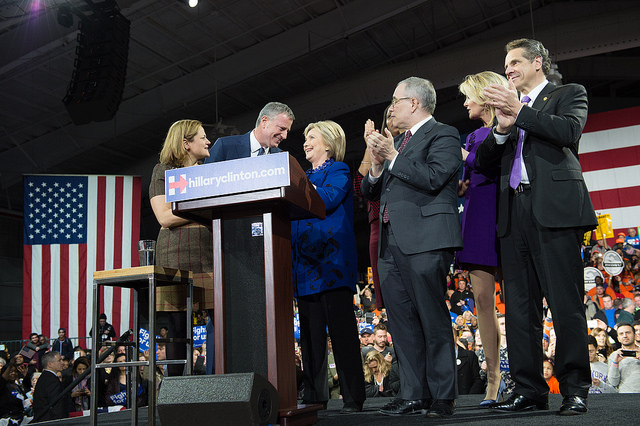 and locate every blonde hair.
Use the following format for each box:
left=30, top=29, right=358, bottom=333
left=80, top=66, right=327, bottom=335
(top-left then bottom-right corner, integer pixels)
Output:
left=159, top=119, right=203, bottom=168
left=303, top=120, right=346, bottom=162
left=363, top=350, right=391, bottom=383
left=459, top=71, right=508, bottom=124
